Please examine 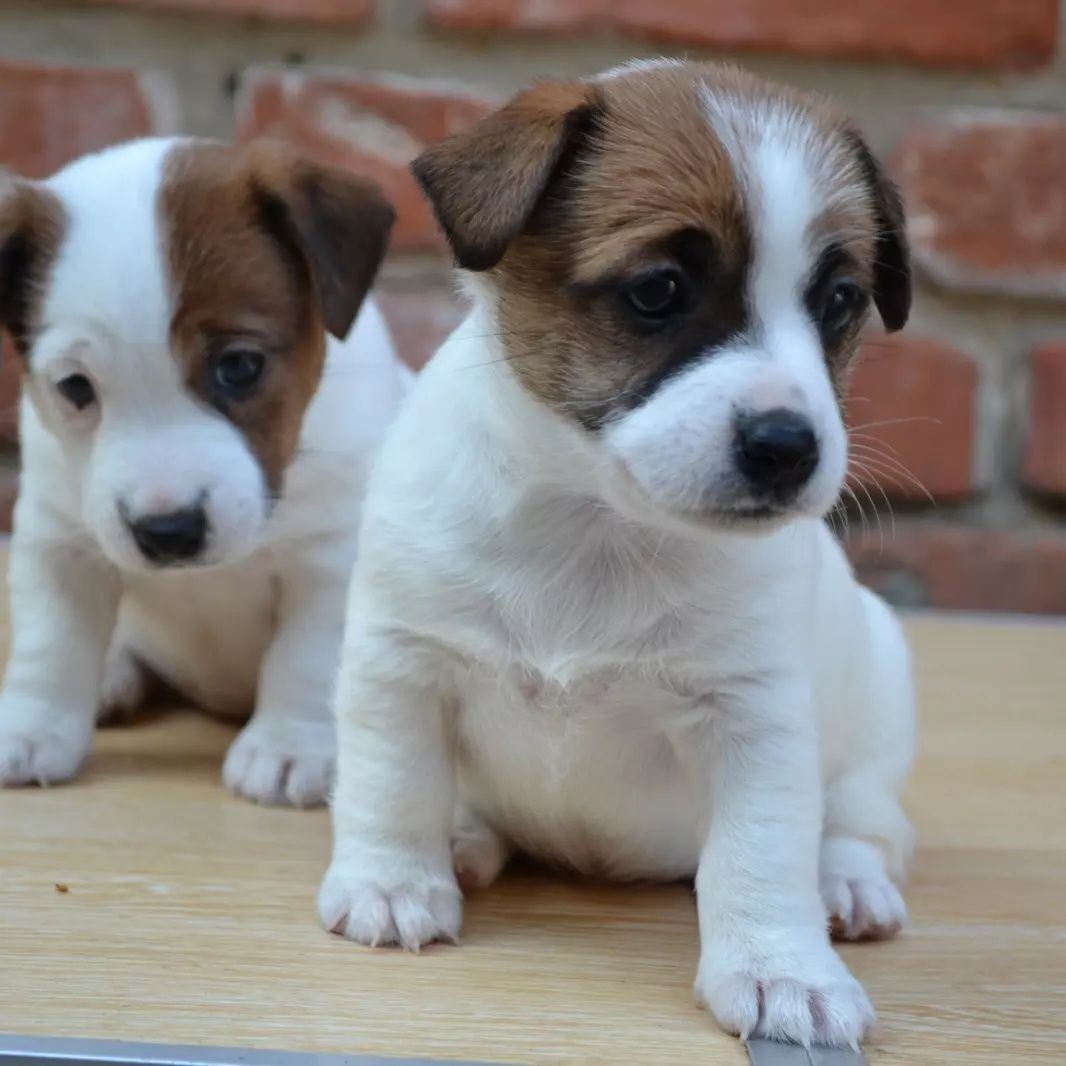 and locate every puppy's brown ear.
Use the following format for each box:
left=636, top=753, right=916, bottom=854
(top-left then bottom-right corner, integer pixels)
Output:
left=412, top=81, right=599, bottom=271
left=246, top=143, right=395, bottom=340
left=0, top=177, right=65, bottom=357
left=846, top=131, right=911, bottom=333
